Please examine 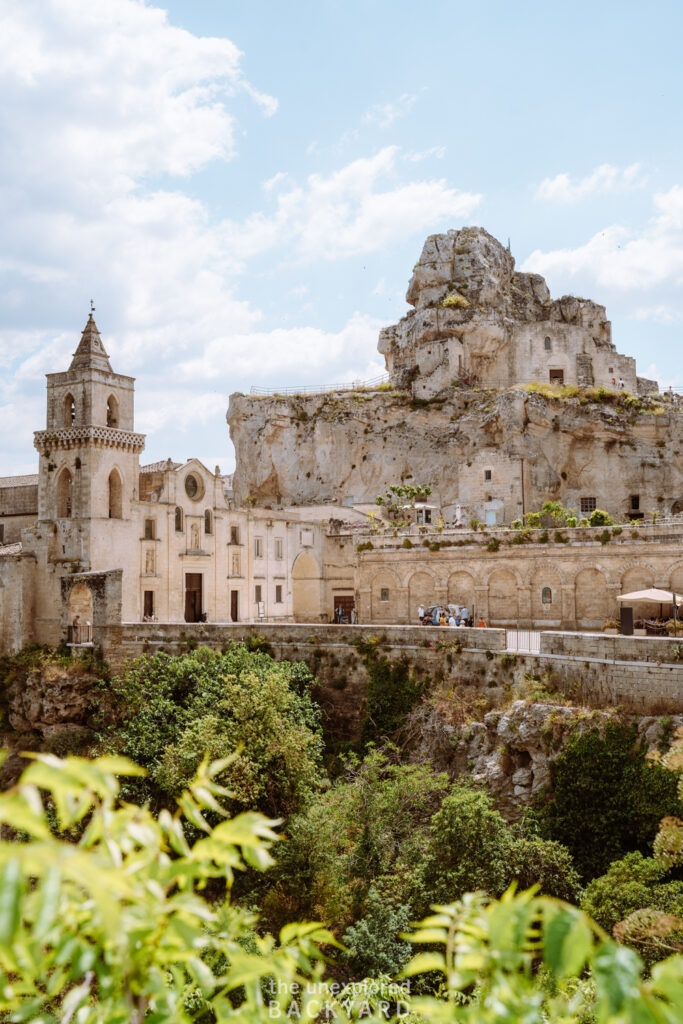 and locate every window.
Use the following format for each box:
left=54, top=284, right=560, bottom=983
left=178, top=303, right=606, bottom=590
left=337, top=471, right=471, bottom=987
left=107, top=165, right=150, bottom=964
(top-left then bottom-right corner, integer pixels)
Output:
left=255, top=584, right=262, bottom=603
left=108, top=470, right=122, bottom=519
left=144, top=518, right=155, bottom=539
left=63, top=394, right=75, bottom=427
left=204, top=509, right=212, bottom=534
left=175, top=507, right=183, bottom=532
left=544, top=337, right=551, bottom=351
left=542, top=587, right=552, bottom=605
left=484, top=469, right=492, bottom=481
left=549, top=369, right=564, bottom=384
left=275, top=537, right=283, bottom=560
left=56, top=468, right=72, bottom=518
left=143, top=591, right=154, bottom=619
left=230, top=525, right=240, bottom=544
left=580, top=496, right=597, bottom=515
left=630, top=494, right=640, bottom=511
left=0, top=525, right=4, bottom=544
left=184, top=474, right=204, bottom=501
left=106, top=395, right=118, bottom=427
left=381, top=587, right=390, bottom=602
left=255, top=537, right=263, bottom=558
left=275, top=584, right=283, bottom=603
